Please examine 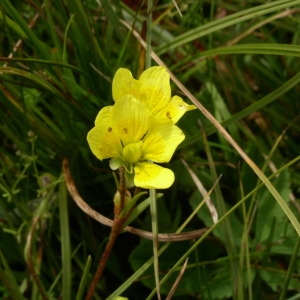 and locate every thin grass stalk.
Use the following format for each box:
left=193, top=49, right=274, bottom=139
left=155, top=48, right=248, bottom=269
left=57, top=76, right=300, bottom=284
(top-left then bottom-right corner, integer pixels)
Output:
left=145, top=0, right=152, bottom=69
left=279, top=237, right=300, bottom=300
left=239, top=167, right=252, bottom=300
left=76, top=256, right=92, bottom=300
left=165, top=258, right=188, bottom=300
left=149, top=188, right=161, bottom=299
left=59, top=181, right=72, bottom=300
